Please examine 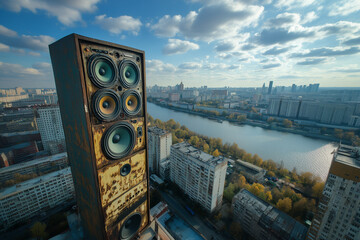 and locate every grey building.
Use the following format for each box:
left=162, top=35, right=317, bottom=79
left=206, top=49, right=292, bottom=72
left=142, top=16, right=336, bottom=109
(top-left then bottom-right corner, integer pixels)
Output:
left=232, top=189, right=308, bottom=240
left=148, top=127, right=172, bottom=176
left=236, top=159, right=266, bottom=183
